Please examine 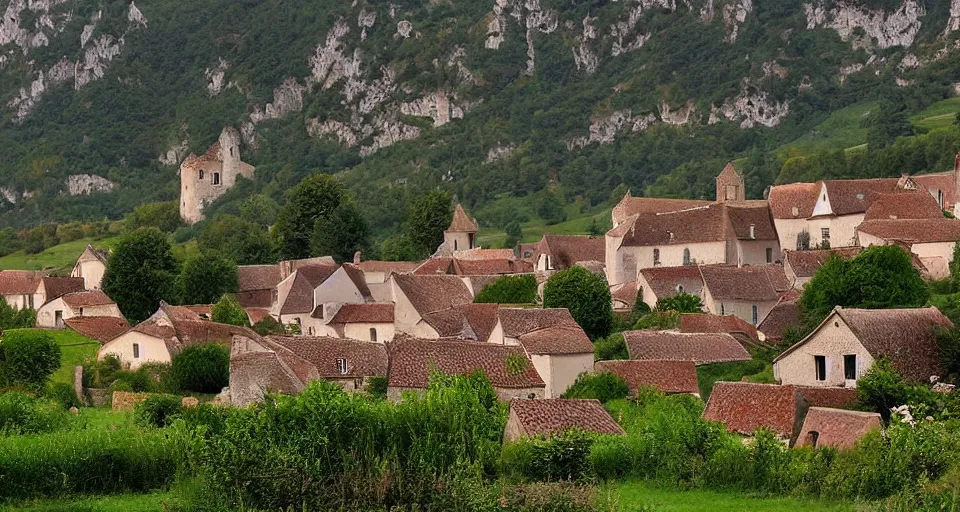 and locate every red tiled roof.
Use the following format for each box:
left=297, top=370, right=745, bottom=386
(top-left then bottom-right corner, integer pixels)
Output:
left=499, top=308, right=579, bottom=338
left=784, top=248, right=861, bottom=278
left=237, top=265, right=282, bottom=291
left=387, top=337, right=544, bottom=389
left=795, top=407, right=882, bottom=449
left=356, top=260, right=420, bottom=274
left=623, top=330, right=751, bottom=365
left=64, top=316, right=130, bottom=343
left=757, top=298, right=800, bottom=341
left=393, top=274, right=473, bottom=315
left=61, top=290, right=115, bottom=308
left=461, top=303, right=501, bottom=342
left=863, top=192, right=945, bottom=221
left=858, top=218, right=960, bottom=244
left=595, top=360, right=699, bottom=395
left=699, top=265, right=785, bottom=302
left=421, top=303, right=501, bottom=340
left=270, top=335, right=388, bottom=379
left=131, top=303, right=256, bottom=355
left=638, top=266, right=704, bottom=301
left=611, top=281, right=638, bottom=308
left=455, top=249, right=516, bottom=260
left=278, top=265, right=339, bottom=315
left=413, top=258, right=455, bottom=275
left=41, top=277, right=85, bottom=302
left=612, top=193, right=711, bottom=226
left=452, top=258, right=517, bottom=275
left=768, top=183, right=820, bottom=219
left=447, top=203, right=479, bottom=232
left=913, top=172, right=956, bottom=211
left=328, top=303, right=395, bottom=324
left=244, top=308, right=272, bottom=324
left=538, top=235, right=606, bottom=267
left=725, top=202, right=778, bottom=241
left=679, top=313, right=758, bottom=340
left=518, top=325, right=594, bottom=355
left=821, top=178, right=899, bottom=216
left=509, top=399, right=625, bottom=438
left=618, top=204, right=731, bottom=247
